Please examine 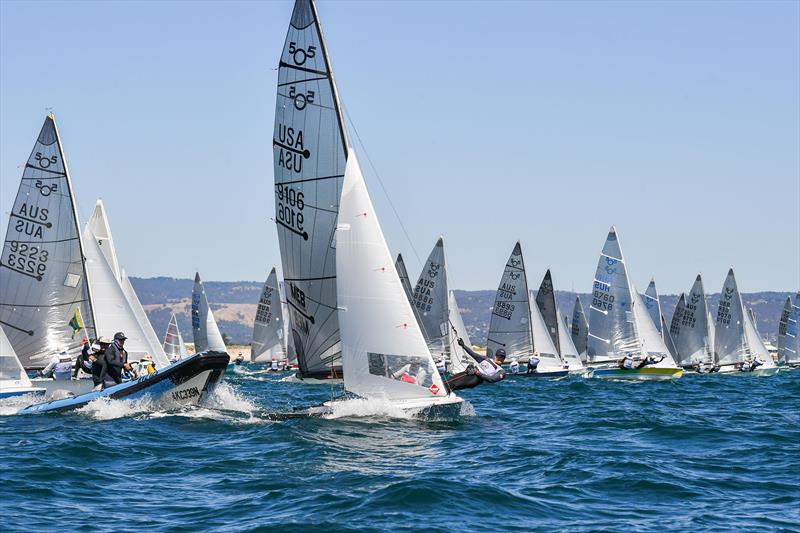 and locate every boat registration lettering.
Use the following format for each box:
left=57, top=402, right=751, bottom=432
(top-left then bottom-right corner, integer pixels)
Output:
left=5, top=240, right=48, bottom=280
left=494, top=301, right=515, bottom=320
left=172, top=387, right=200, bottom=401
